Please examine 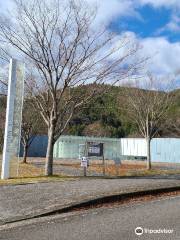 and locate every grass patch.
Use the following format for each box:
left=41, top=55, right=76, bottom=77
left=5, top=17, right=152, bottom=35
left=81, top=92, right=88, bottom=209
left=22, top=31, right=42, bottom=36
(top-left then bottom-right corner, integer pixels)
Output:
left=18, top=162, right=44, bottom=177
left=0, top=157, right=179, bottom=184
left=0, top=161, right=44, bottom=178
left=73, top=163, right=180, bottom=177
left=0, top=160, right=75, bottom=185
left=125, top=169, right=180, bottom=177
left=0, top=175, right=75, bottom=185
left=57, top=162, right=180, bottom=177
